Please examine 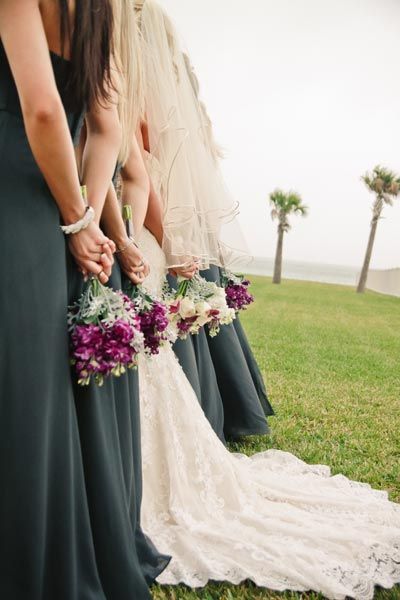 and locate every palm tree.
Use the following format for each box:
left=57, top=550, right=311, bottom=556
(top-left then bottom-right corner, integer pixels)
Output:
left=357, top=166, right=400, bottom=294
left=269, top=189, right=308, bottom=284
